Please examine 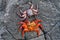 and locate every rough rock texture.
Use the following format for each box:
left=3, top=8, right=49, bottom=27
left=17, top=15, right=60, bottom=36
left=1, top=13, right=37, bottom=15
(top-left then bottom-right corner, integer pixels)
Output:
left=0, top=0, right=60, bottom=40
